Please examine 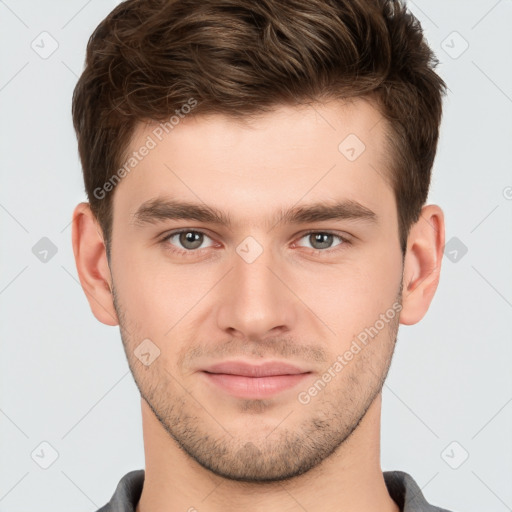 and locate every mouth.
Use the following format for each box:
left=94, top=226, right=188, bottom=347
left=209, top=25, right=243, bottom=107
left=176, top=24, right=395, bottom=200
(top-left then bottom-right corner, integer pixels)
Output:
left=200, top=361, right=312, bottom=399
